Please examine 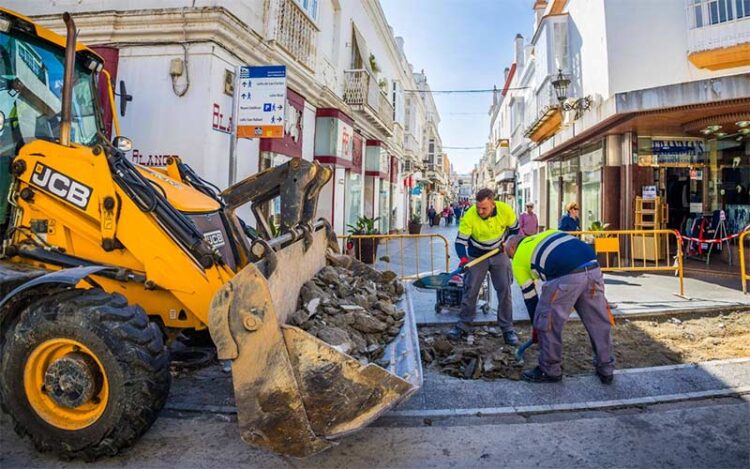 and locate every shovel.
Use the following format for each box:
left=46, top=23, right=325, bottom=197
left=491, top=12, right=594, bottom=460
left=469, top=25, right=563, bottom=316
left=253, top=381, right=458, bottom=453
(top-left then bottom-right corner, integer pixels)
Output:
left=413, top=247, right=500, bottom=289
